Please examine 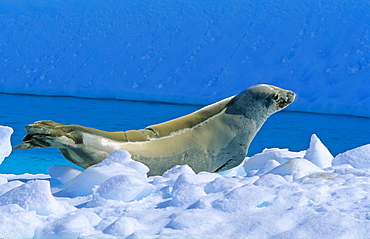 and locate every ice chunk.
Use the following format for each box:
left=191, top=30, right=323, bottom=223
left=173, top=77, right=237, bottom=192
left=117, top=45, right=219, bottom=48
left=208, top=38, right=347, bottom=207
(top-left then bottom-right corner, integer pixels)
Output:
left=212, top=185, right=275, bottom=213
left=95, top=150, right=149, bottom=175
left=268, top=158, right=325, bottom=180
left=56, top=150, right=150, bottom=197
left=0, top=180, right=65, bottom=215
left=246, top=170, right=258, bottom=177
left=172, top=185, right=206, bottom=206
left=0, top=176, right=7, bottom=185
left=103, top=217, right=143, bottom=238
left=218, top=161, right=246, bottom=177
left=256, top=160, right=281, bottom=176
left=77, top=209, right=102, bottom=227
left=165, top=211, right=225, bottom=232
left=0, top=126, right=13, bottom=164
left=172, top=173, right=199, bottom=192
left=254, top=174, right=288, bottom=187
left=160, top=173, right=207, bottom=206
left=39, top=212, right=97, bottom=238
left=243, top=148, right=305, bottom=173
left=204, top=176, right=243, bottom=194
left=96, top=174, right=154, bottom=202
left=0, top=180, right=23, bottom=196
left=304, top=134, right=333, bottom=168
left=0, top=204, right=41, bottom=238
left=56, top=162, right=140, bottom=197
left=162, top=165, right=195, bottom=178
left=195, top=171, right=222, bottom=184
left=332, top=144, right=370, bottom=169
left=48, top=165, right=83, bottom=184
